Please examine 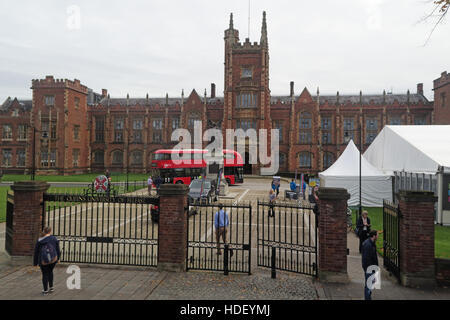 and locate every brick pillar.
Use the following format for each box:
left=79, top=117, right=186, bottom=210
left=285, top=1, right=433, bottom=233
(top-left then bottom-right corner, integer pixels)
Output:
left=317, top=187, right=350, bottom=283
left=7, top=181, right=50, bottom=265
left=157, top=184, right=189, bottom=272
left=398, top=191, right=437, bottom=288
